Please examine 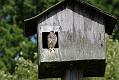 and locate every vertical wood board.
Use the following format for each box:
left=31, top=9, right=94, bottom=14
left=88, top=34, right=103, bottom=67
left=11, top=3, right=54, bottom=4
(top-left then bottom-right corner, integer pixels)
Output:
left=38, top=3, right=105, bottom=62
